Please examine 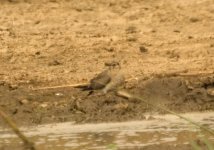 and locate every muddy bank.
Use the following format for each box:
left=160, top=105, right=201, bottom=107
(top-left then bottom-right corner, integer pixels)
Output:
left=0, top=75, right=214, bottom=126
left=0, top=0, right=214, bottom=127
